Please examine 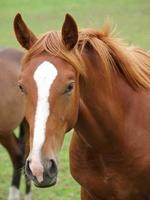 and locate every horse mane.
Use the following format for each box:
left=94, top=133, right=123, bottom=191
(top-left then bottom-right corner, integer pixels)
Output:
left=23, top=23, right=150, bottom=90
